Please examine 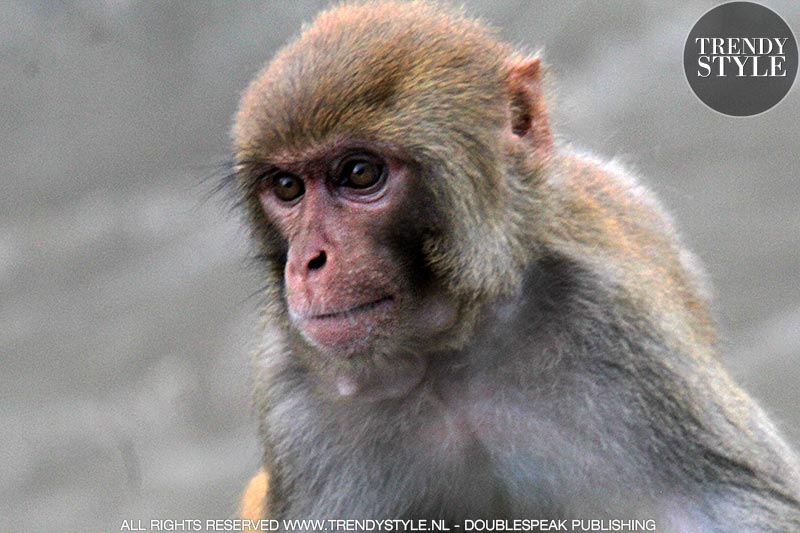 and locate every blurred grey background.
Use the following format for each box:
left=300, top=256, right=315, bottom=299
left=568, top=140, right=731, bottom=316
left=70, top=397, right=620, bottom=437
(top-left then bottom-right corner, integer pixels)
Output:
left=2, top=1, right=798, bottom=531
